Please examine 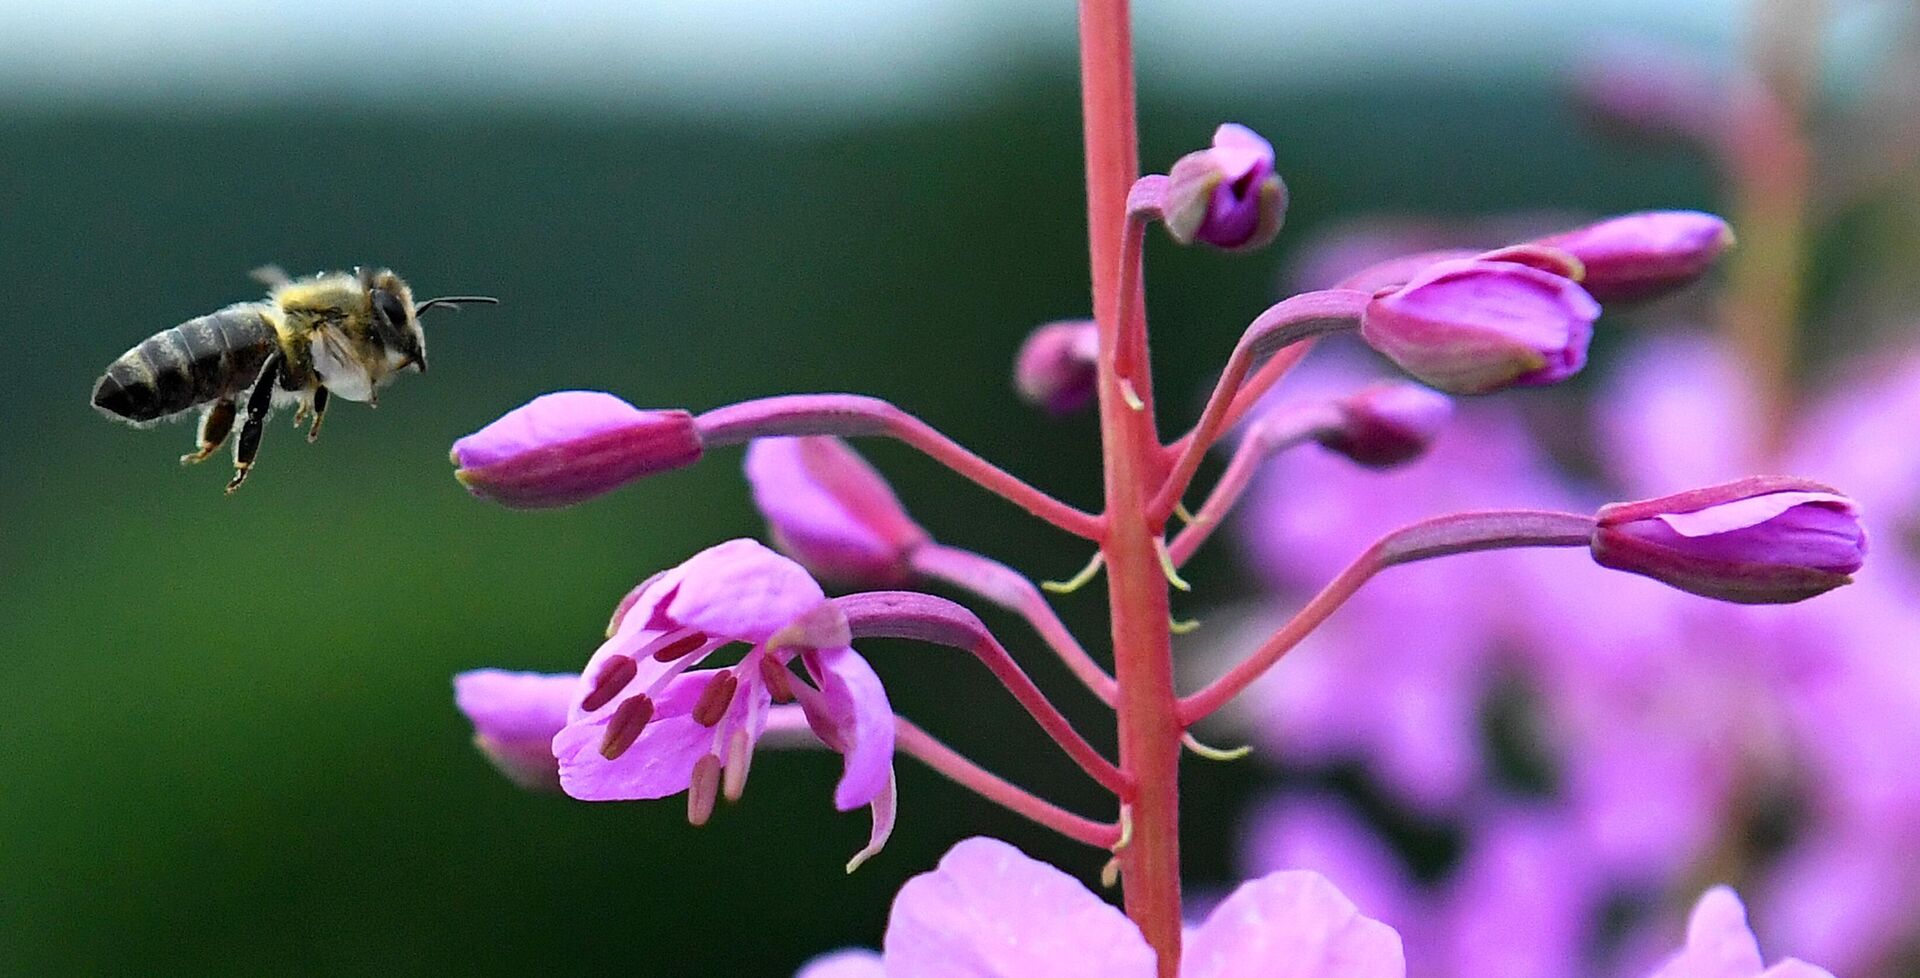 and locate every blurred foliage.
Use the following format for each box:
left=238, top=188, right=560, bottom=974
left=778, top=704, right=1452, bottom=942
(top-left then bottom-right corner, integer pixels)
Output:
left=0, top=60, right=1707, bottom=976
